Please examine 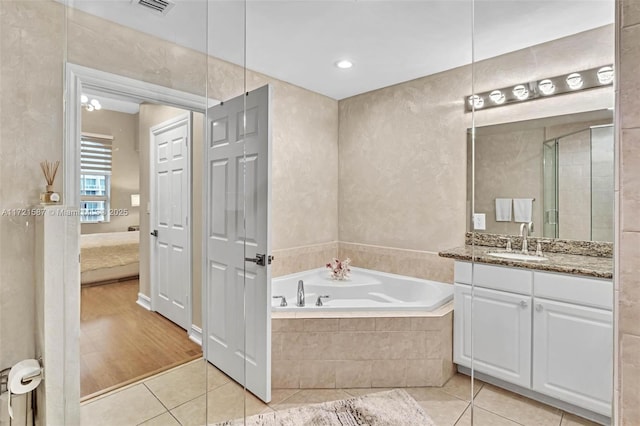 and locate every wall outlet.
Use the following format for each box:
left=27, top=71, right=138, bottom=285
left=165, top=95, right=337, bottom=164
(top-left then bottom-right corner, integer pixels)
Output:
left=473, top=213, right=486, bottom=230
